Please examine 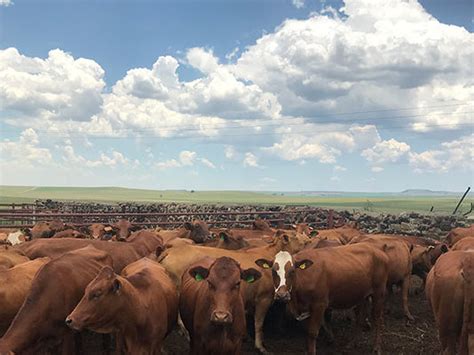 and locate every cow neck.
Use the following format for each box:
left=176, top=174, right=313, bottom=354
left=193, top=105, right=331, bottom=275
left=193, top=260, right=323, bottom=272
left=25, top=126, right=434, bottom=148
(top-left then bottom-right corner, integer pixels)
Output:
left=257, top=237, right=288, bottom=256
left=113, top=276, right=149, bottom=336
left=159, top=228, right=191, bottom=243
